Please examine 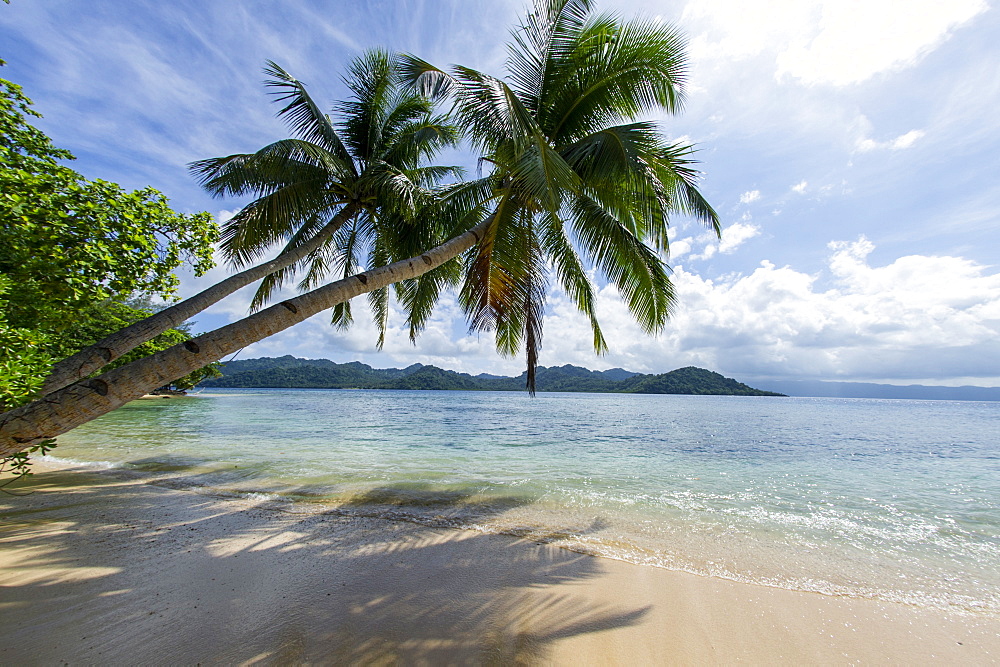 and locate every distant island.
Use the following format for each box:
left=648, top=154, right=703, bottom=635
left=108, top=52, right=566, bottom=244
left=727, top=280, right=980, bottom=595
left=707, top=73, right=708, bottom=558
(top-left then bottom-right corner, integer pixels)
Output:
left=201, top=356, right=785, bottom=396
left=748, top=379, right=1000, bottom=402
